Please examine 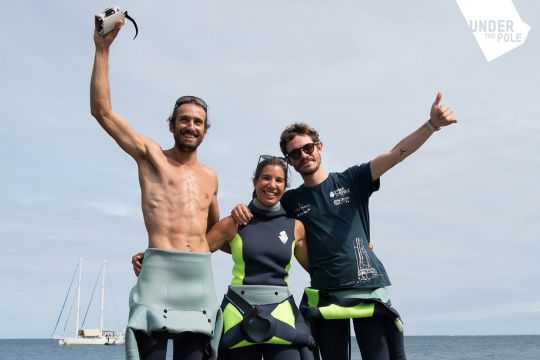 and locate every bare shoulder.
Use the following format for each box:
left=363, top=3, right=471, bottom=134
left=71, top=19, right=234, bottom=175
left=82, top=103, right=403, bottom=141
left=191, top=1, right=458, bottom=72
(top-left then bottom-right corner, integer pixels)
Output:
left=200, top=163, right=218, bottom=185
left=200, top=163, right=217, bottom=177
